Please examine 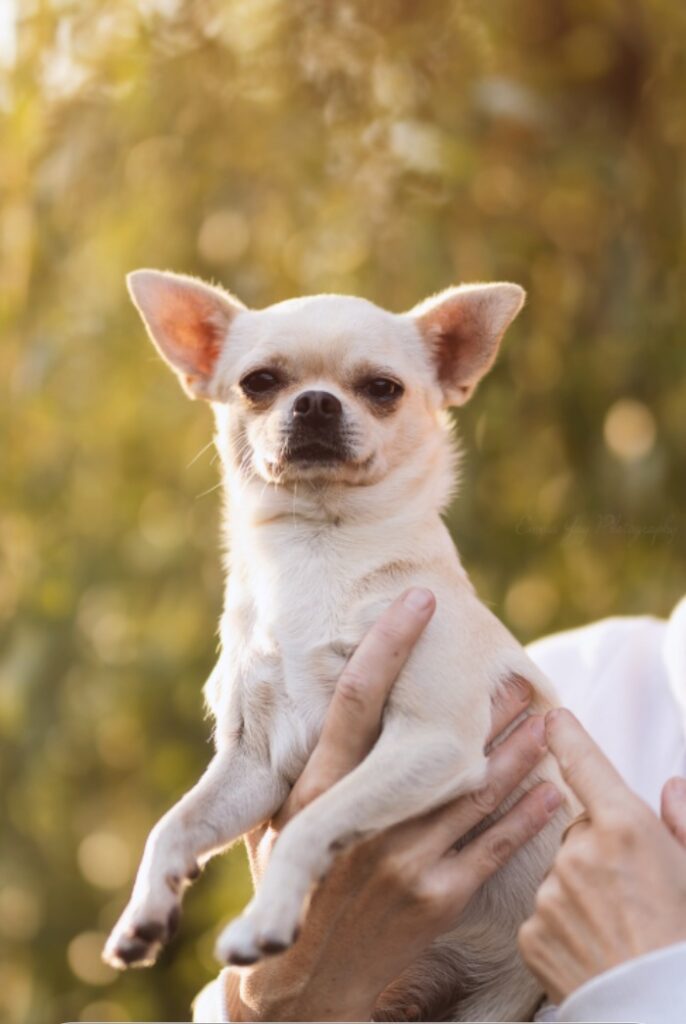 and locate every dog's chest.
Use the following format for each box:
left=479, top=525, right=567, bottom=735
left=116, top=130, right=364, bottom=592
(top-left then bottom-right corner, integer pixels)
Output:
left=211, top=567, right=359, bottom=782
left=209, top=518, right=422, bottom=779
